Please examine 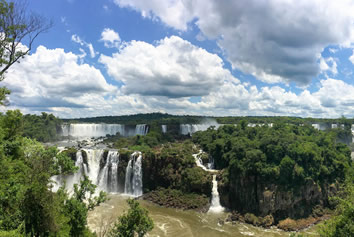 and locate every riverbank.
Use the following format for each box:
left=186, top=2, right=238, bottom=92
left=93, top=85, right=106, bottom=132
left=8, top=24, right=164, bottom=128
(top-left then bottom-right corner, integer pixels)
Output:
left=88, top=194, right=303, bottom=237
left=142, top=188, right=328, bottom=233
